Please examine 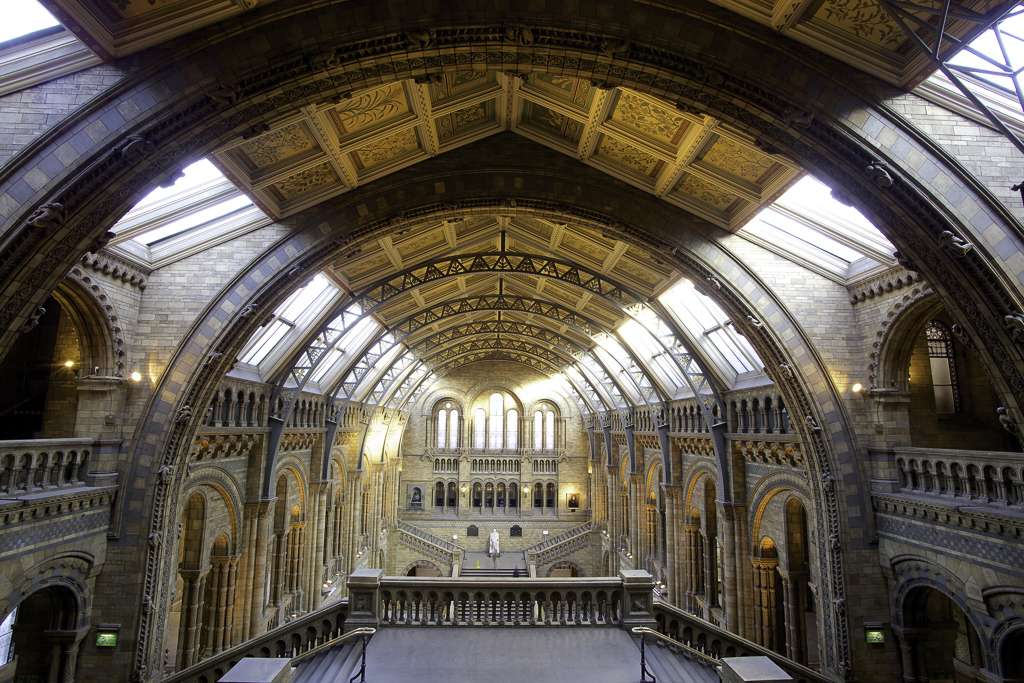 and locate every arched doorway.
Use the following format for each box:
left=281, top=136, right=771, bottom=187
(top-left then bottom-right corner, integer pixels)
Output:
left=8, top=586, right=83, bottom=682
left=898, top=587, right=984, bottom=683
